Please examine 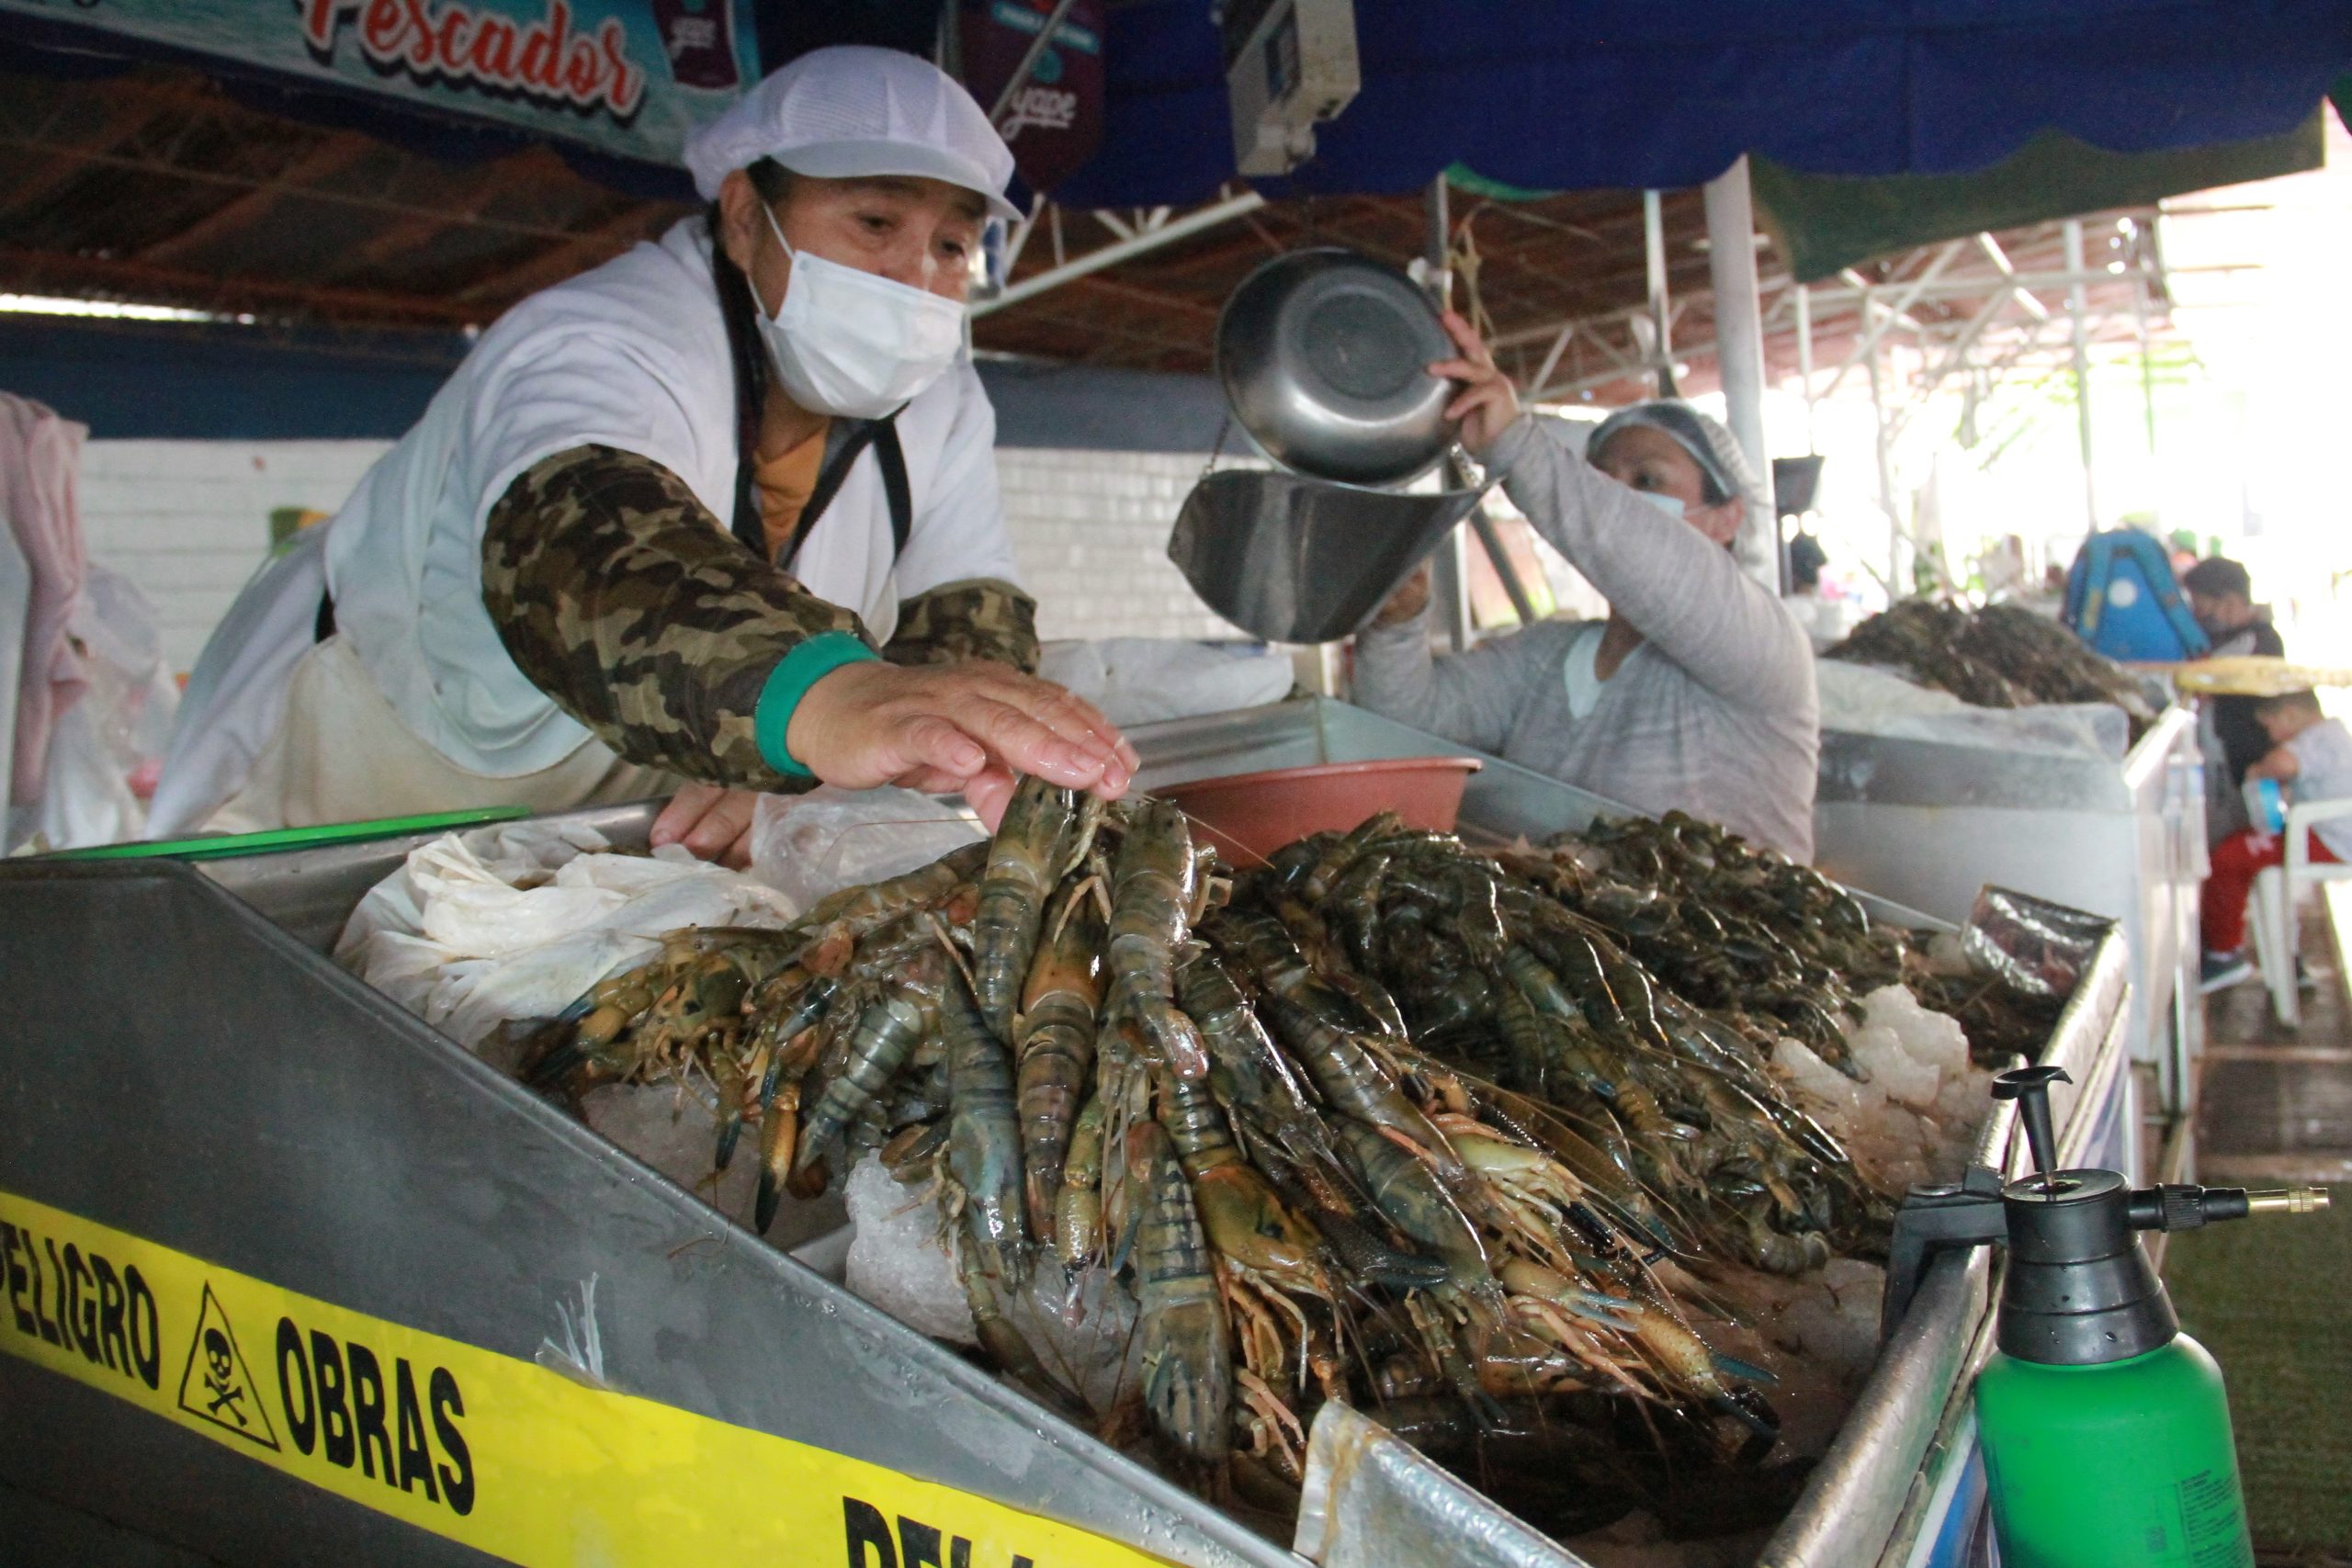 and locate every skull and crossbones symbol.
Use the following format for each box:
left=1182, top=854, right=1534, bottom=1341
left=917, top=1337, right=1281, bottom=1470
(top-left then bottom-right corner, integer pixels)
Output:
left=201, top=1327, right=246, bottom=1427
